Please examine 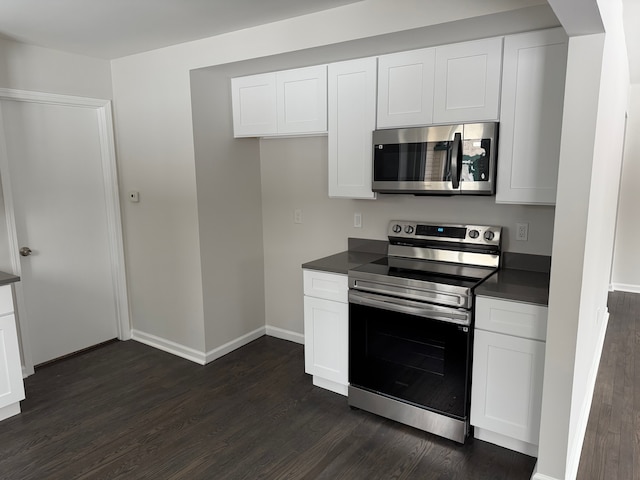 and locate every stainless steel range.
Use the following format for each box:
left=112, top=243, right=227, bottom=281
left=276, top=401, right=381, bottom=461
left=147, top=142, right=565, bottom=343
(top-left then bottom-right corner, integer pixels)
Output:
left=348, top=220, right=502, bottom=443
